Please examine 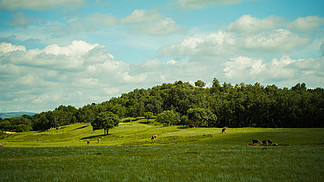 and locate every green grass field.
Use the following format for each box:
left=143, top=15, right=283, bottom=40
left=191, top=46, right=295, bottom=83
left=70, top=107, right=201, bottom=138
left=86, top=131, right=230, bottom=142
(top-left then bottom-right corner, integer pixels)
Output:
left=1, top=119, right=324, bottom=181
